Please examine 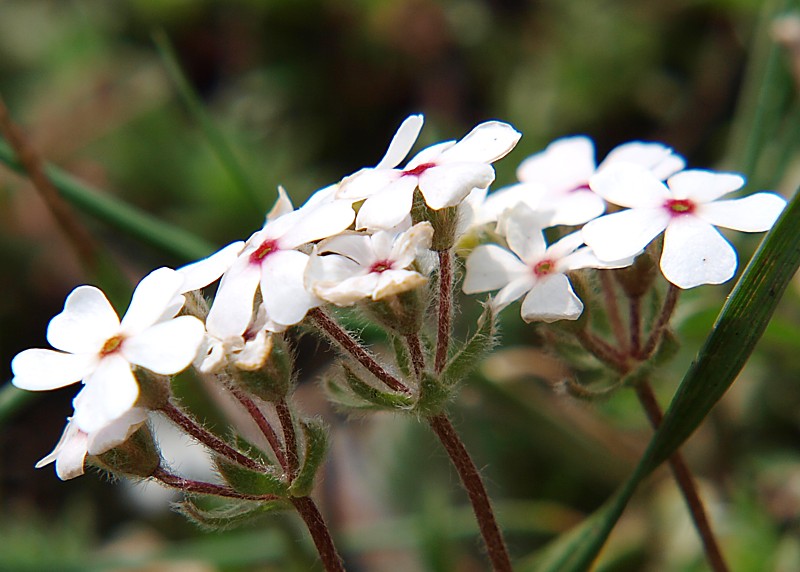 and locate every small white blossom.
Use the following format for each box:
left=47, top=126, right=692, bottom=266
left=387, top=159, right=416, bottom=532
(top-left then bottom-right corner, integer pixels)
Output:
left=11, top=268, right=204, bottom=433
left=481, top=135, right=685, bottom=229
left=195, top=304, right=277, bottom=374
left=36, top=407, right=148, bottom=480
left=463, top=205, right=634, bottom=322
left=582, top=164, right=787, bottom=289
left=337, top=114, right=521, bottom=230
left=305, top=222, right=434, bottom=306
